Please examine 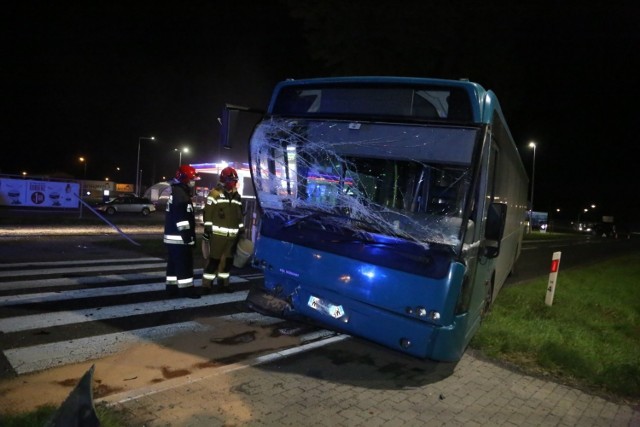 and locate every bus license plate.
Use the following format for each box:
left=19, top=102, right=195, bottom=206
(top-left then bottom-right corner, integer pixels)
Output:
left=308, top=295, right=345, bottom=319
